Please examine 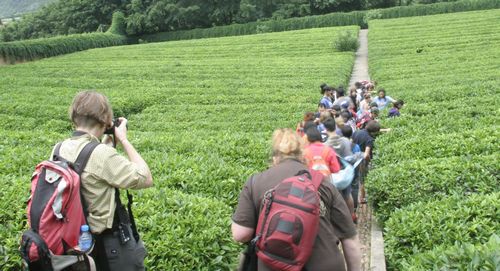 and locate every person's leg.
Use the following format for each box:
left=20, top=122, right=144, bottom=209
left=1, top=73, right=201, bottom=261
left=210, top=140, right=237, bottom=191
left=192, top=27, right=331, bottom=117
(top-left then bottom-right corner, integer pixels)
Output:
left=340, top=186, right=355, bottom=218
left=359, top=161, right=368, bottom=204
left=359, top=184, right=366, bottom=204
left=351, top=172, right=359, bottom=210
